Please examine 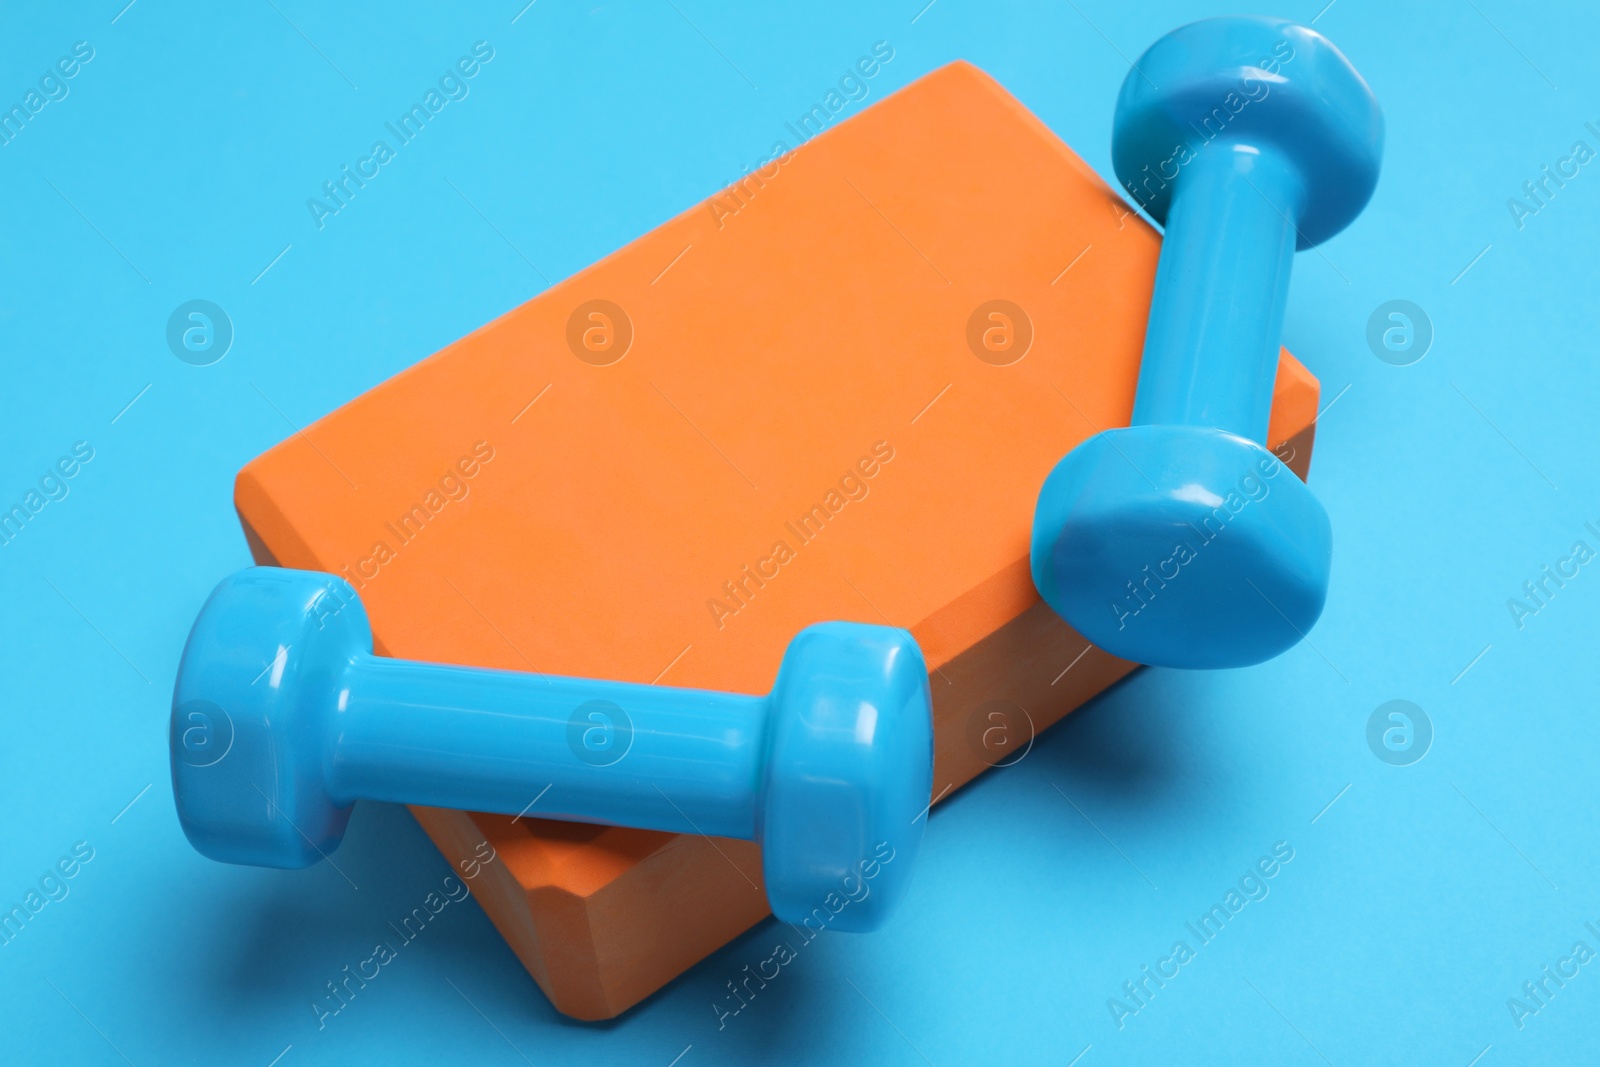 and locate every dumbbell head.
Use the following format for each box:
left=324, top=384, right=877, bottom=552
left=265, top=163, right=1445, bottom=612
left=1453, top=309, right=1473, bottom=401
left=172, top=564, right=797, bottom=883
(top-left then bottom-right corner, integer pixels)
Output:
left=1112, top=16, right=1383, bottom=247
left=170, top=567, right=364, bottom=868
left=1031, top=426, right=1332, bottom=669
left=760, top=622, right=932, bottom=932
